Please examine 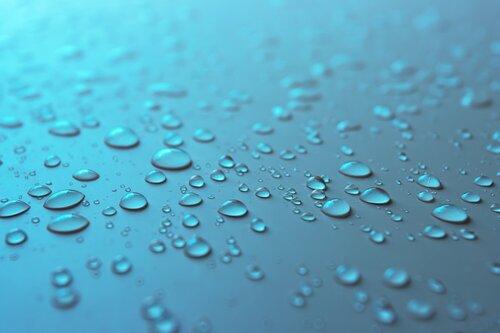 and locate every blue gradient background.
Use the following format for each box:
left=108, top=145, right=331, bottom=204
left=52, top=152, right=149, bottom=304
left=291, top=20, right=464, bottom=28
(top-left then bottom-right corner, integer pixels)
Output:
left=0, top=0, right=499, bottom=332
